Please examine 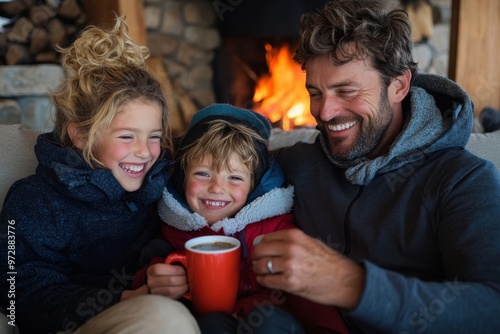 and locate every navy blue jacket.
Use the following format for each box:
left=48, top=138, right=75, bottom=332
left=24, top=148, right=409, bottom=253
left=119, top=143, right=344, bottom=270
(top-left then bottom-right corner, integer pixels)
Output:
left=0, top=132, right=170, bottom=334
